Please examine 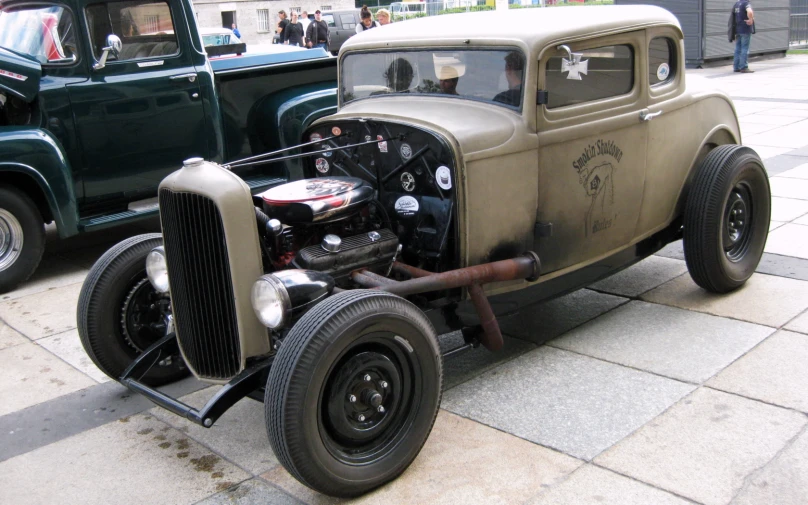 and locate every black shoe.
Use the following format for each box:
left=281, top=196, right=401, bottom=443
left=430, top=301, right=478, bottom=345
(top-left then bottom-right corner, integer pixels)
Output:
left=740, top=68, right=755, bottom=73
left=734, top=69, right=741, bottom=72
